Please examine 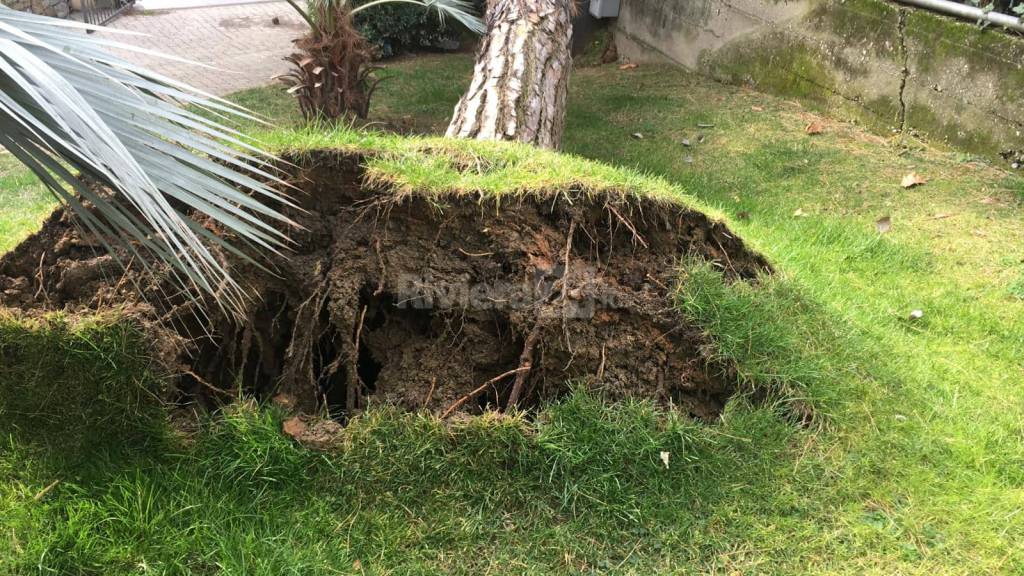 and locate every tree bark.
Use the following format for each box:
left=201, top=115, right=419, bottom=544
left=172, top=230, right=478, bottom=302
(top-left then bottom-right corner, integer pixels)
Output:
left=446, top=0, right=573, bottom=149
